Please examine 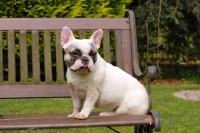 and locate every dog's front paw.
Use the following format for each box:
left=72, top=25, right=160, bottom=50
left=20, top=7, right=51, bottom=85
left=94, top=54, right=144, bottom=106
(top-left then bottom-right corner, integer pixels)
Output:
left=75, top=112, right=88, bottom=120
